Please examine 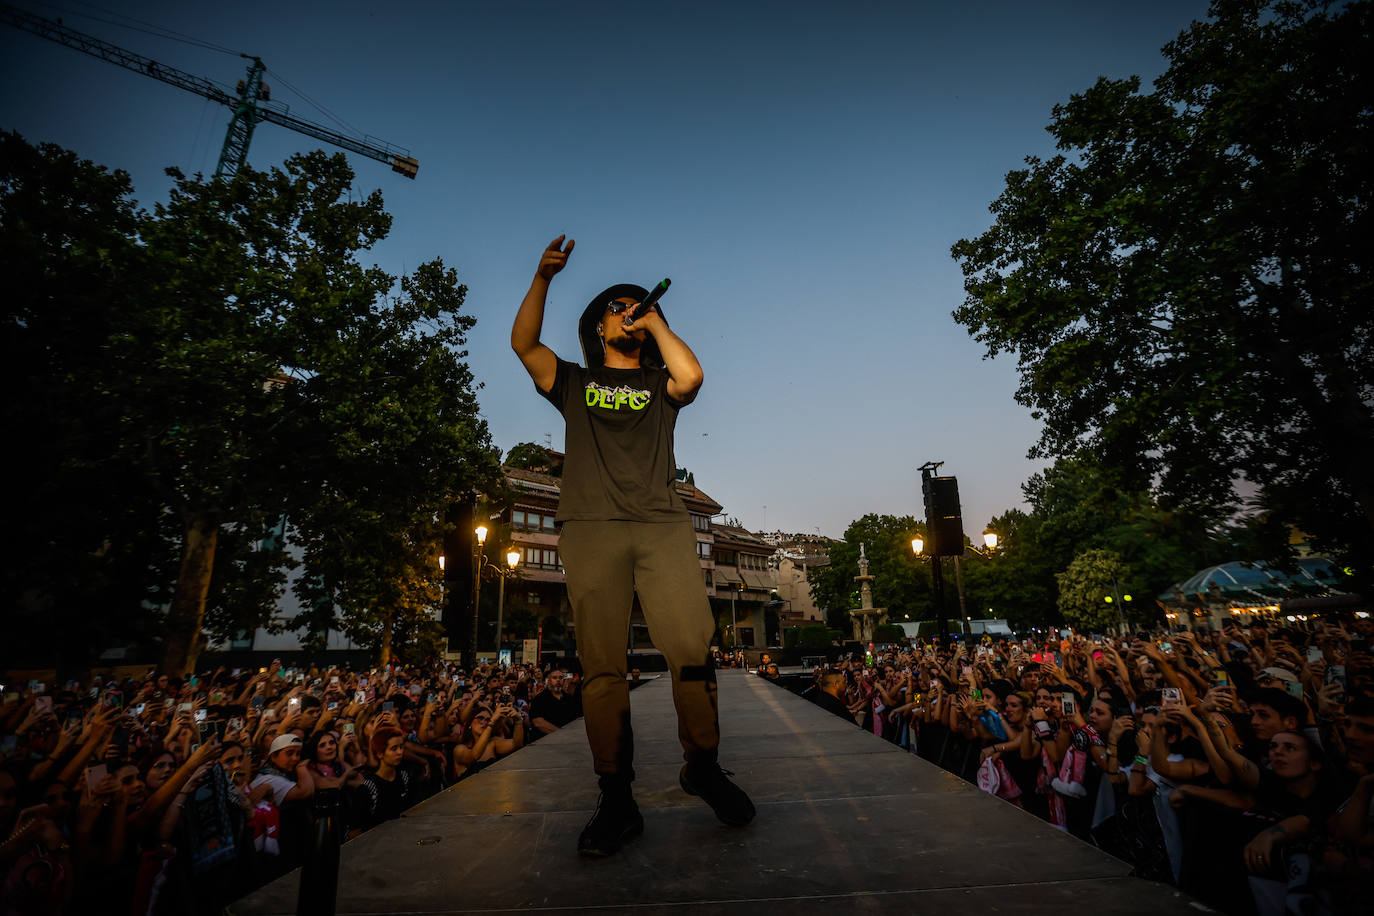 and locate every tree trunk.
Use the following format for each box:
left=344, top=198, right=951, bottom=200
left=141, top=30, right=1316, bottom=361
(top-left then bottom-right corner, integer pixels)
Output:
left=377, top=607, right=394, bottom=667
left=161, top=513, right=219, bottom=676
